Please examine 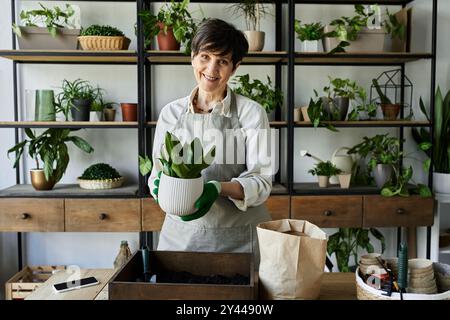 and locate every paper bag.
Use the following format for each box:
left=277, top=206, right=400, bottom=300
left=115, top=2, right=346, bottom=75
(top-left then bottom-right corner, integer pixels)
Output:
left=257, top=219, right=327, bottom=300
